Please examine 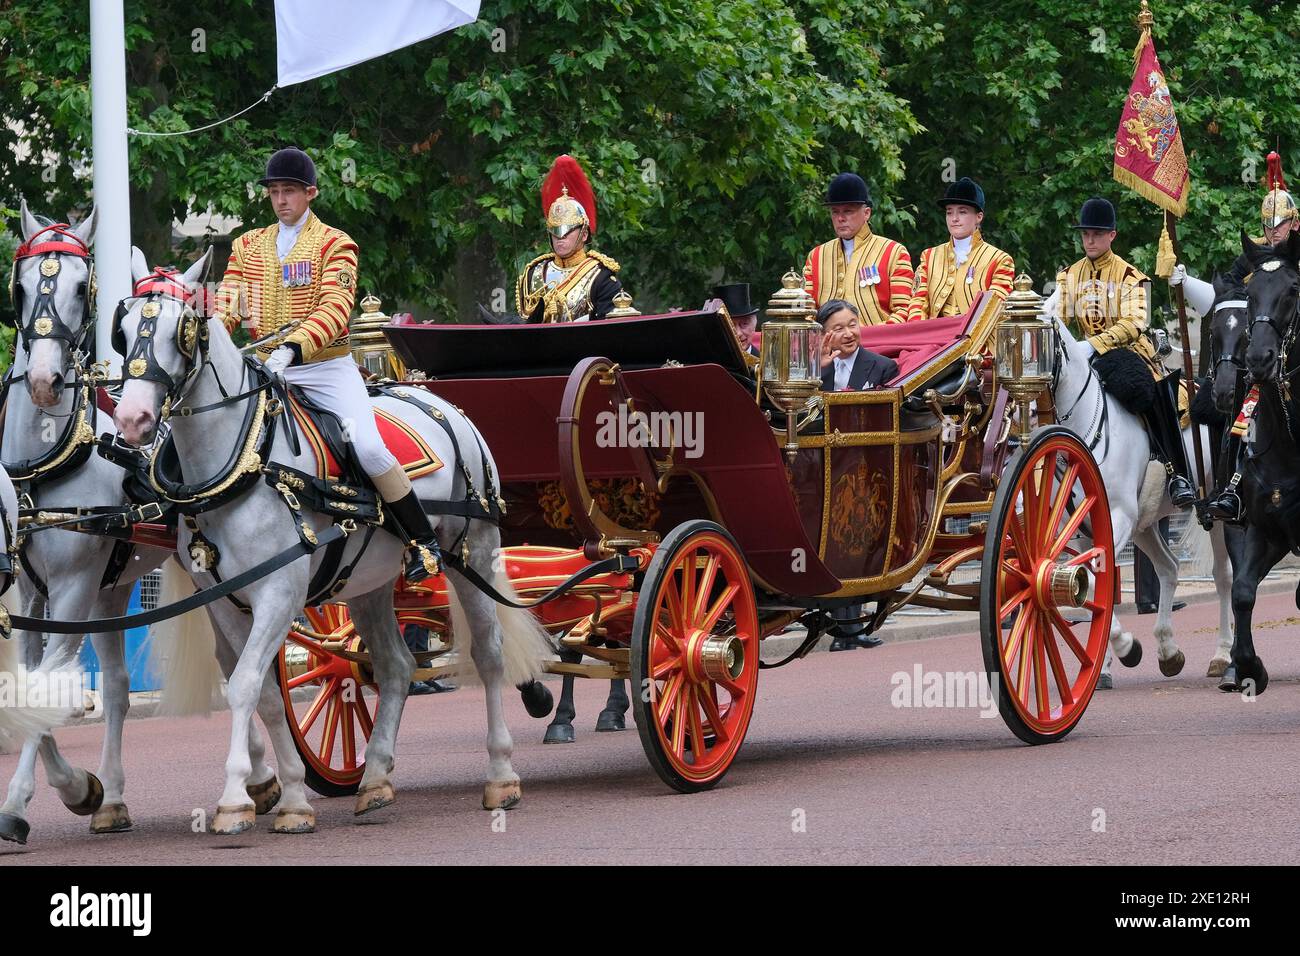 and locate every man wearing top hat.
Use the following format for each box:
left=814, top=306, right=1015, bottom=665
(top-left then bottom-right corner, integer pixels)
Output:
left=803, top=173, right=914, bottom=325
left=709, top=283, right=760, bottom=357
left=1045, top=196, right=1195, bottom=508
left=907, top=177, right=1015, bottom=322
left=213, top=146, right=443, bottom=582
